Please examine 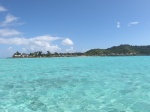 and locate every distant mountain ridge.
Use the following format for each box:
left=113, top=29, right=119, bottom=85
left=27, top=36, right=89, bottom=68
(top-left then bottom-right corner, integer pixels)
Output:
left=85, top=44, right=150, bottom=56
